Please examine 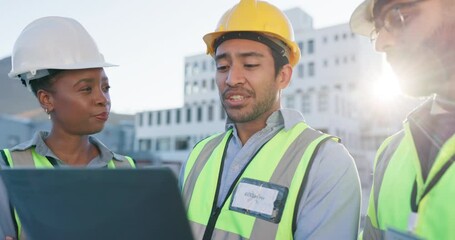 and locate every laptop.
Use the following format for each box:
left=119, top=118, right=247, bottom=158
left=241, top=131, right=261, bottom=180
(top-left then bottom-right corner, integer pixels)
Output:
left=0, top=167, right=194, bottom=240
